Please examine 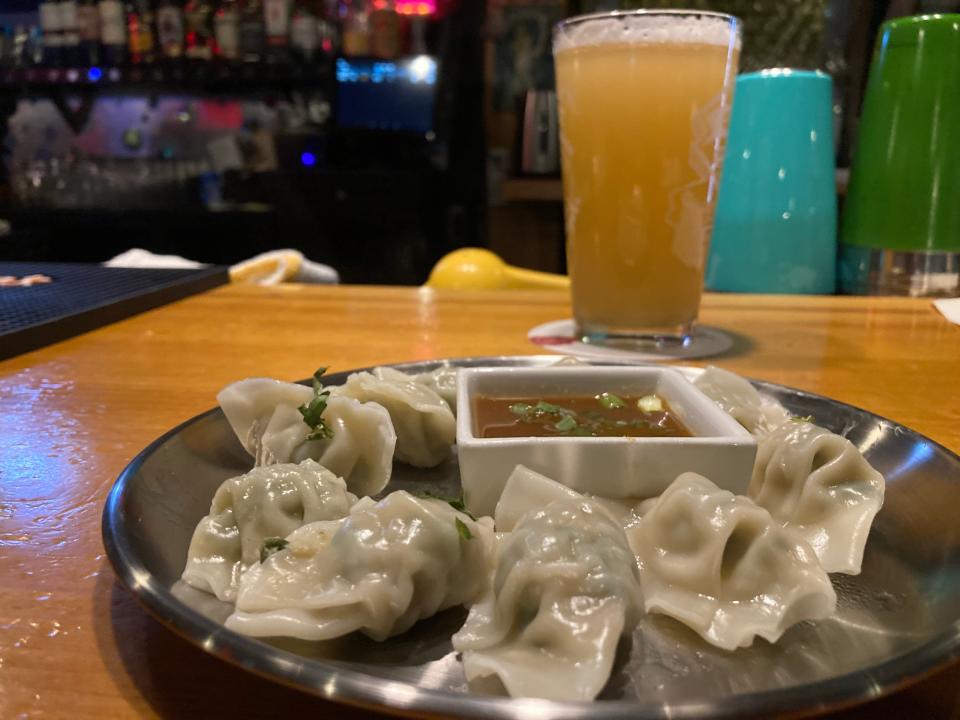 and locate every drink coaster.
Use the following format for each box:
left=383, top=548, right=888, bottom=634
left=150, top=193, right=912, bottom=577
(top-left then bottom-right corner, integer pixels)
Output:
left=528, top=319, right=734, bottom=362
